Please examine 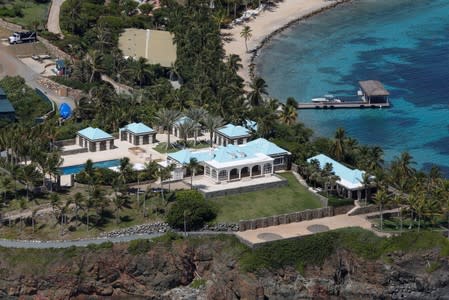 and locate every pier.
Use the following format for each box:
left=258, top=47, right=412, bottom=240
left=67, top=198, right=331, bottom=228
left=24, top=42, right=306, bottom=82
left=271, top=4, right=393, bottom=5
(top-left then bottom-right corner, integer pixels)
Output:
left=297, top=101, right=390, bottom=109
left=297, top=80, right=390, bottom=110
